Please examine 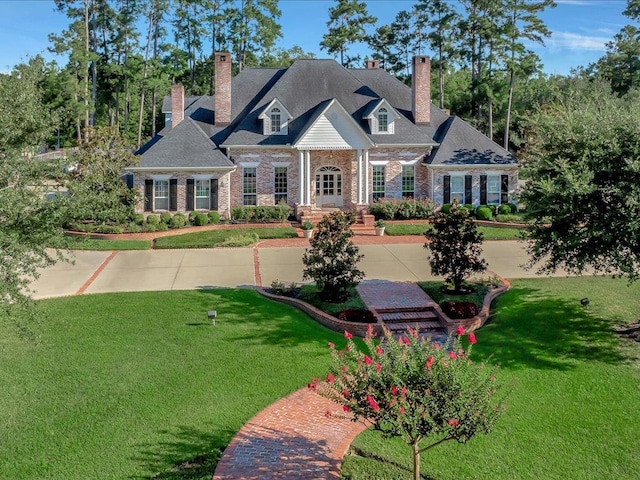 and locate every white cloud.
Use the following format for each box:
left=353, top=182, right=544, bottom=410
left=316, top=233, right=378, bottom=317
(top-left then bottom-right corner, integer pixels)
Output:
left=548, top=31, right=611, bottom=51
